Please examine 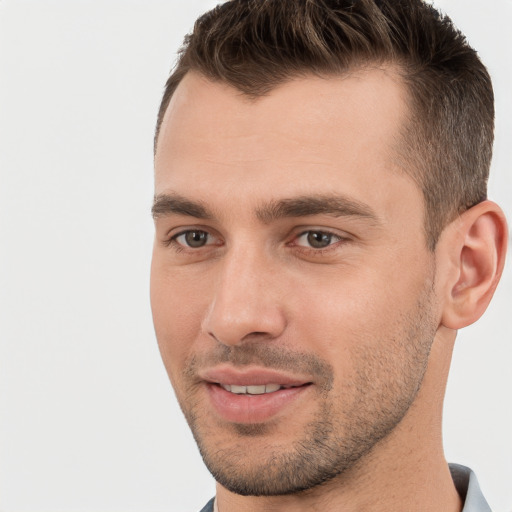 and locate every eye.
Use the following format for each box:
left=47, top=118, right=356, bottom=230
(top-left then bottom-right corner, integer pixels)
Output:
left=295, top=230, right=341, bottom=249
left=173, top=230, right=212, bottom=248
